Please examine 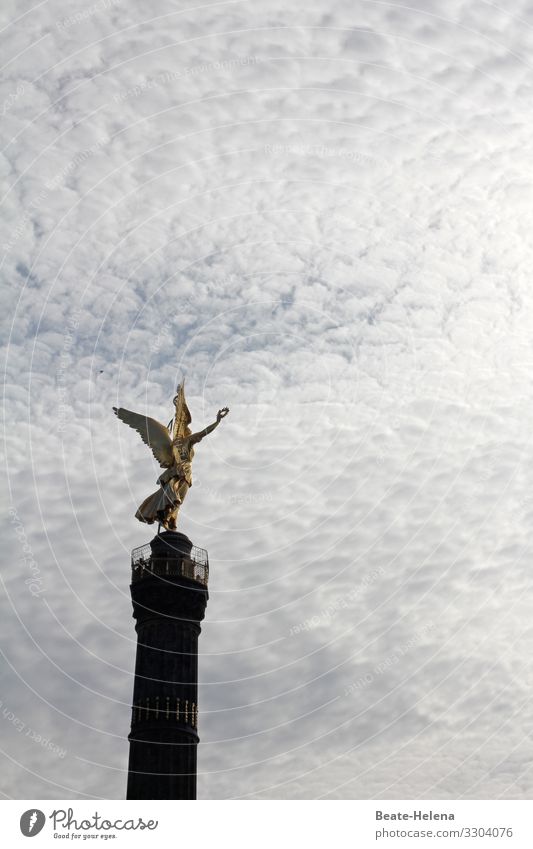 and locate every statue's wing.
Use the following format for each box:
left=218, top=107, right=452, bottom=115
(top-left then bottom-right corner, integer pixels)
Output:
left=113, top=407, right=174, bottom=468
